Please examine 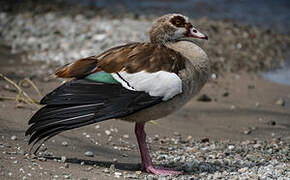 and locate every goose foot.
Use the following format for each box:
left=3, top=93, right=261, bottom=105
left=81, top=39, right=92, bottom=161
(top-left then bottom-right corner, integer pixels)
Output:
left=145, top=166, right=182, bottom=175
